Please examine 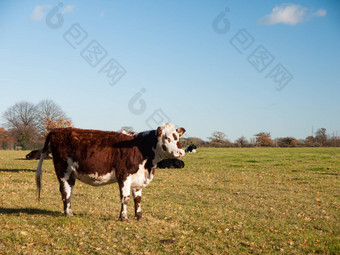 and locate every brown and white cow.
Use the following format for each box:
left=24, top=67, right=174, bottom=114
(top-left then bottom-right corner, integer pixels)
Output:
left=36, top=123, right=185, bottom=221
